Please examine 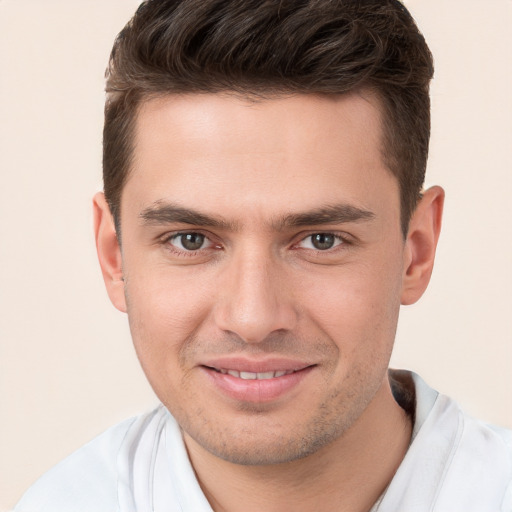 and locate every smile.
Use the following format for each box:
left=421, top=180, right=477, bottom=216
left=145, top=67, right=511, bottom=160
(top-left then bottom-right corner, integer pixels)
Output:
left=201, top=363, right=314, bottom=403
left=211, top=368, right=297, bottom=380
